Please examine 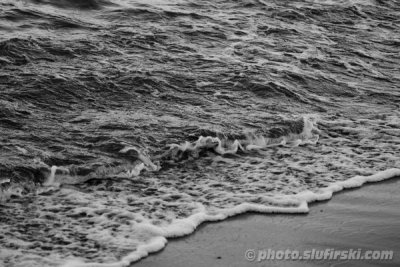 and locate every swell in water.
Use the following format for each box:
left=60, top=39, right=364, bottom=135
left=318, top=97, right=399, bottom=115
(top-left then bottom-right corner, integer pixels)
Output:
left=1, top=0, right=400, bottom=266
